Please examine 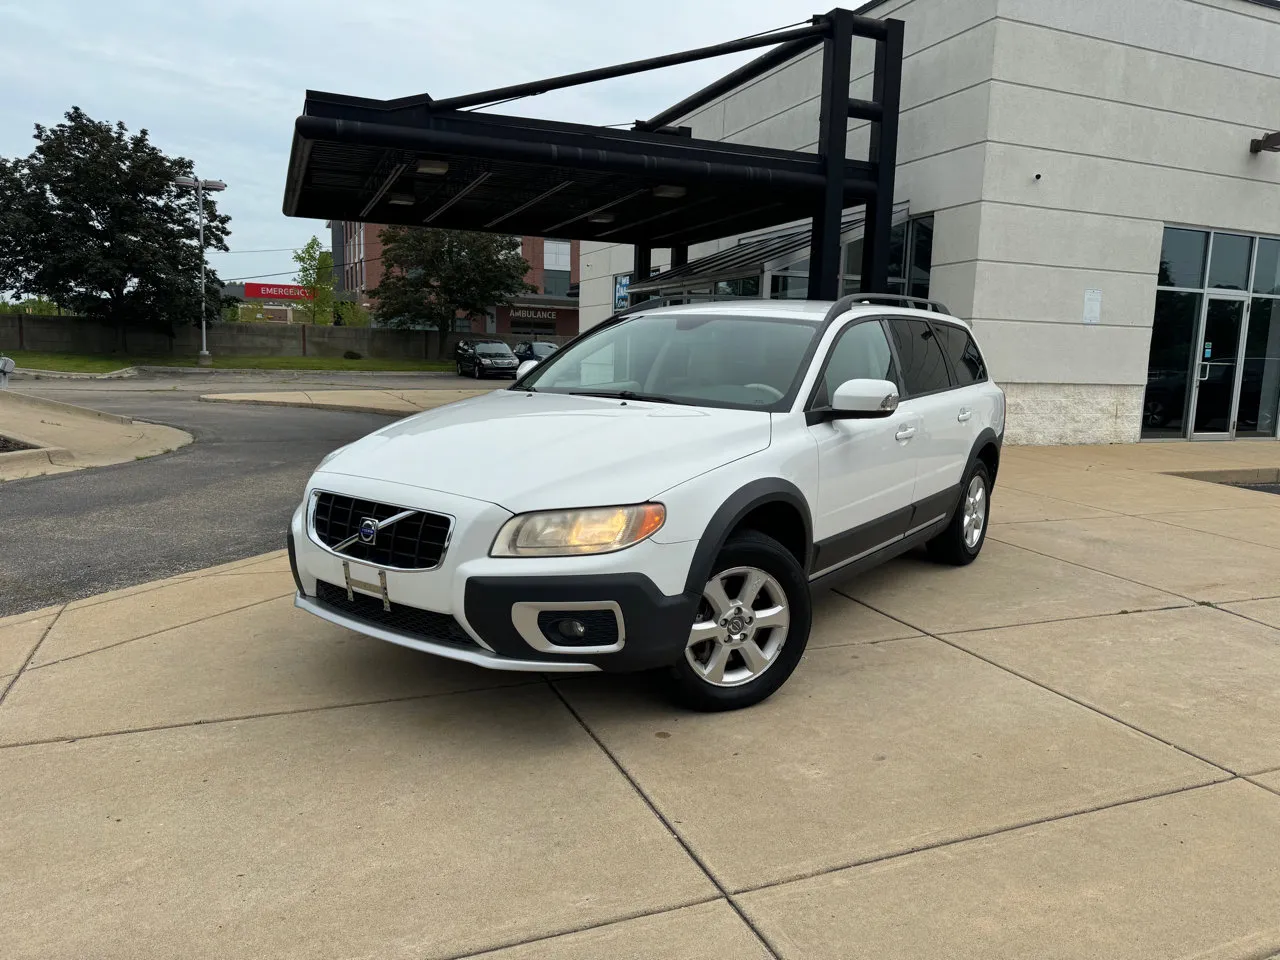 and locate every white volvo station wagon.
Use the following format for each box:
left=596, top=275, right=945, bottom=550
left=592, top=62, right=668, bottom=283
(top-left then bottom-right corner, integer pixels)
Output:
left=288, top=295, right=1005, bottom=710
